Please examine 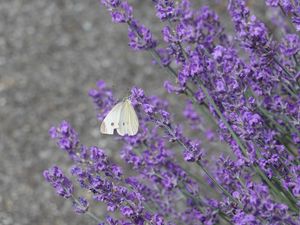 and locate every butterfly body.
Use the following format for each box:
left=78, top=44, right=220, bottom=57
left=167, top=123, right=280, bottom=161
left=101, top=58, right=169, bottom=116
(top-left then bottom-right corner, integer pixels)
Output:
left=100, top=99, right=139, bottom=136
